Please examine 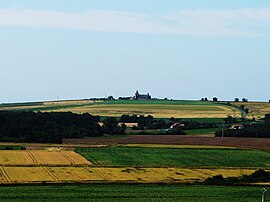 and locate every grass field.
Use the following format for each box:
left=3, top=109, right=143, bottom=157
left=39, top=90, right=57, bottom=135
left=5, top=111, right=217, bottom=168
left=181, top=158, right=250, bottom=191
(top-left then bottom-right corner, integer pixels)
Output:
left=75, top=147, right=270, bottom=167
left=0, top=184, right=266, bottom=202
left=186, top=128, right=219, bottom=136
